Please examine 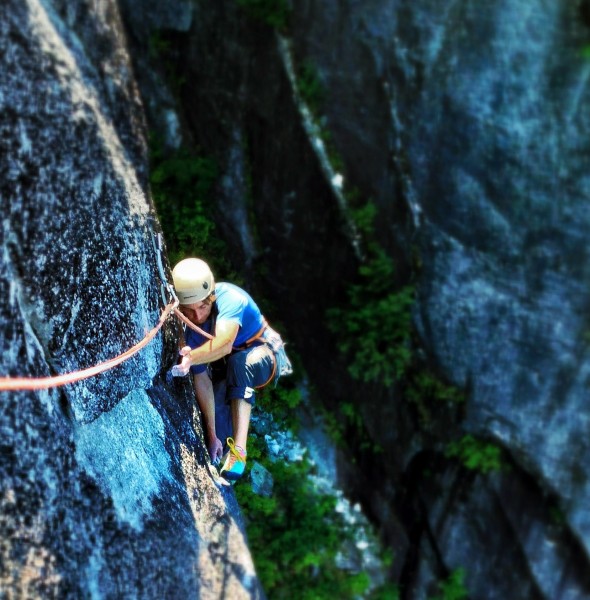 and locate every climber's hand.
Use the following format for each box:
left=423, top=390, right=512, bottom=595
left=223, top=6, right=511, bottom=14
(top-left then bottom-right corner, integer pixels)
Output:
left=170, top=346, right=192, bottom=377
left=208, top=437, right=224, bottom=465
